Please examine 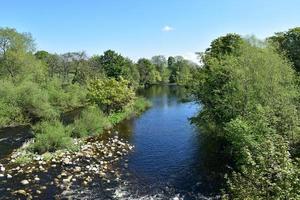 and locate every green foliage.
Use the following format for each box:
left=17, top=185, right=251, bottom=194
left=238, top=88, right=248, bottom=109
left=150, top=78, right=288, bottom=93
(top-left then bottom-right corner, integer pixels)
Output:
left=203, top=33, right=243, bottom=62
left=108, top=97, right=150, bottom=125
left=32, top=120, right=72, bottom=154
left=87, top=77, right=135, bottom=114
left=137, top=58, right=157, bottom=86
left=71, top=106, right=110, bottom=138
left=193, top=43, right=299, bottom=138
left=0, top=27, right=39, bottom=81
left=224, top=135, right=300, bottom=200
left=268, top=27, right=300, bottom=72
left=193, top=36, right=300, bottom=199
